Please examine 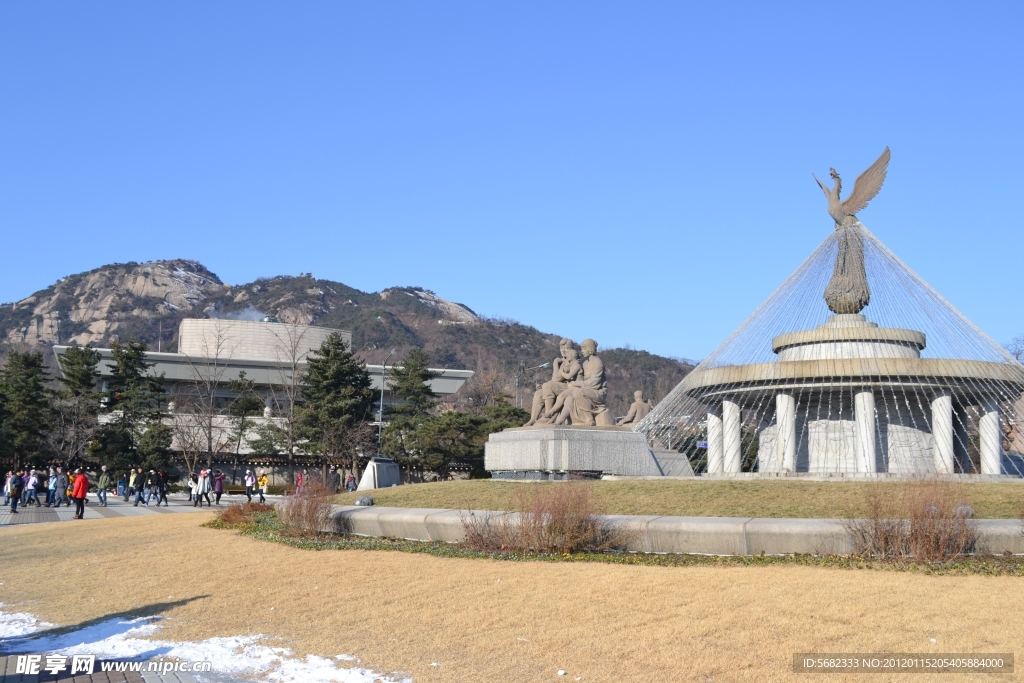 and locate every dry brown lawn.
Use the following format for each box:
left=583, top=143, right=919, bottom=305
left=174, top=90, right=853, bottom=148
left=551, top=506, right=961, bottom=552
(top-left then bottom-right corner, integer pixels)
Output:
left=336, top=478, right=1024, bottom=519
left=2, top=513, right=1023, bottom=682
